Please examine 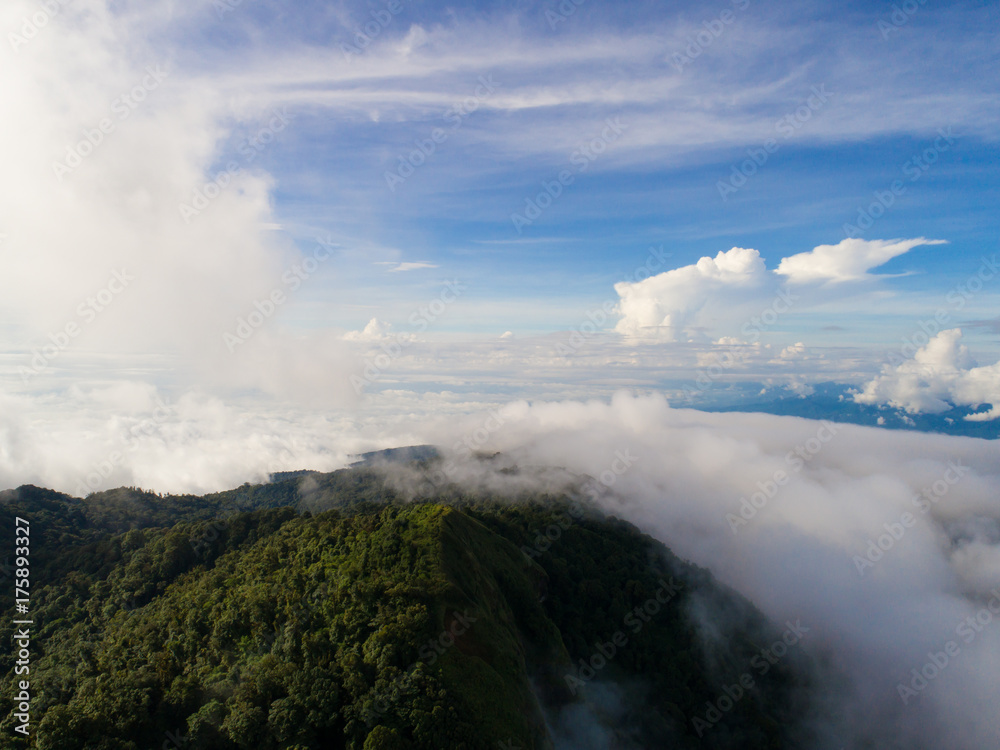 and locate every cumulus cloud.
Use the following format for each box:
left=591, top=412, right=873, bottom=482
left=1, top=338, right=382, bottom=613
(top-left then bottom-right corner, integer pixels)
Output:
left=0, top=0, right=357, bottom=405
left=613, top=238, right=943, bottom=341
left=342, top=318, right=418, bottom=348
left=343, top=318, right=392, bottom=342
left=776, top=342, right=808, bottom=360
left=776, top=238, right=946, bottom=284
left=614, top=247, right=769, bottom=339
left=854, top=329, right=1000, bottom=421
